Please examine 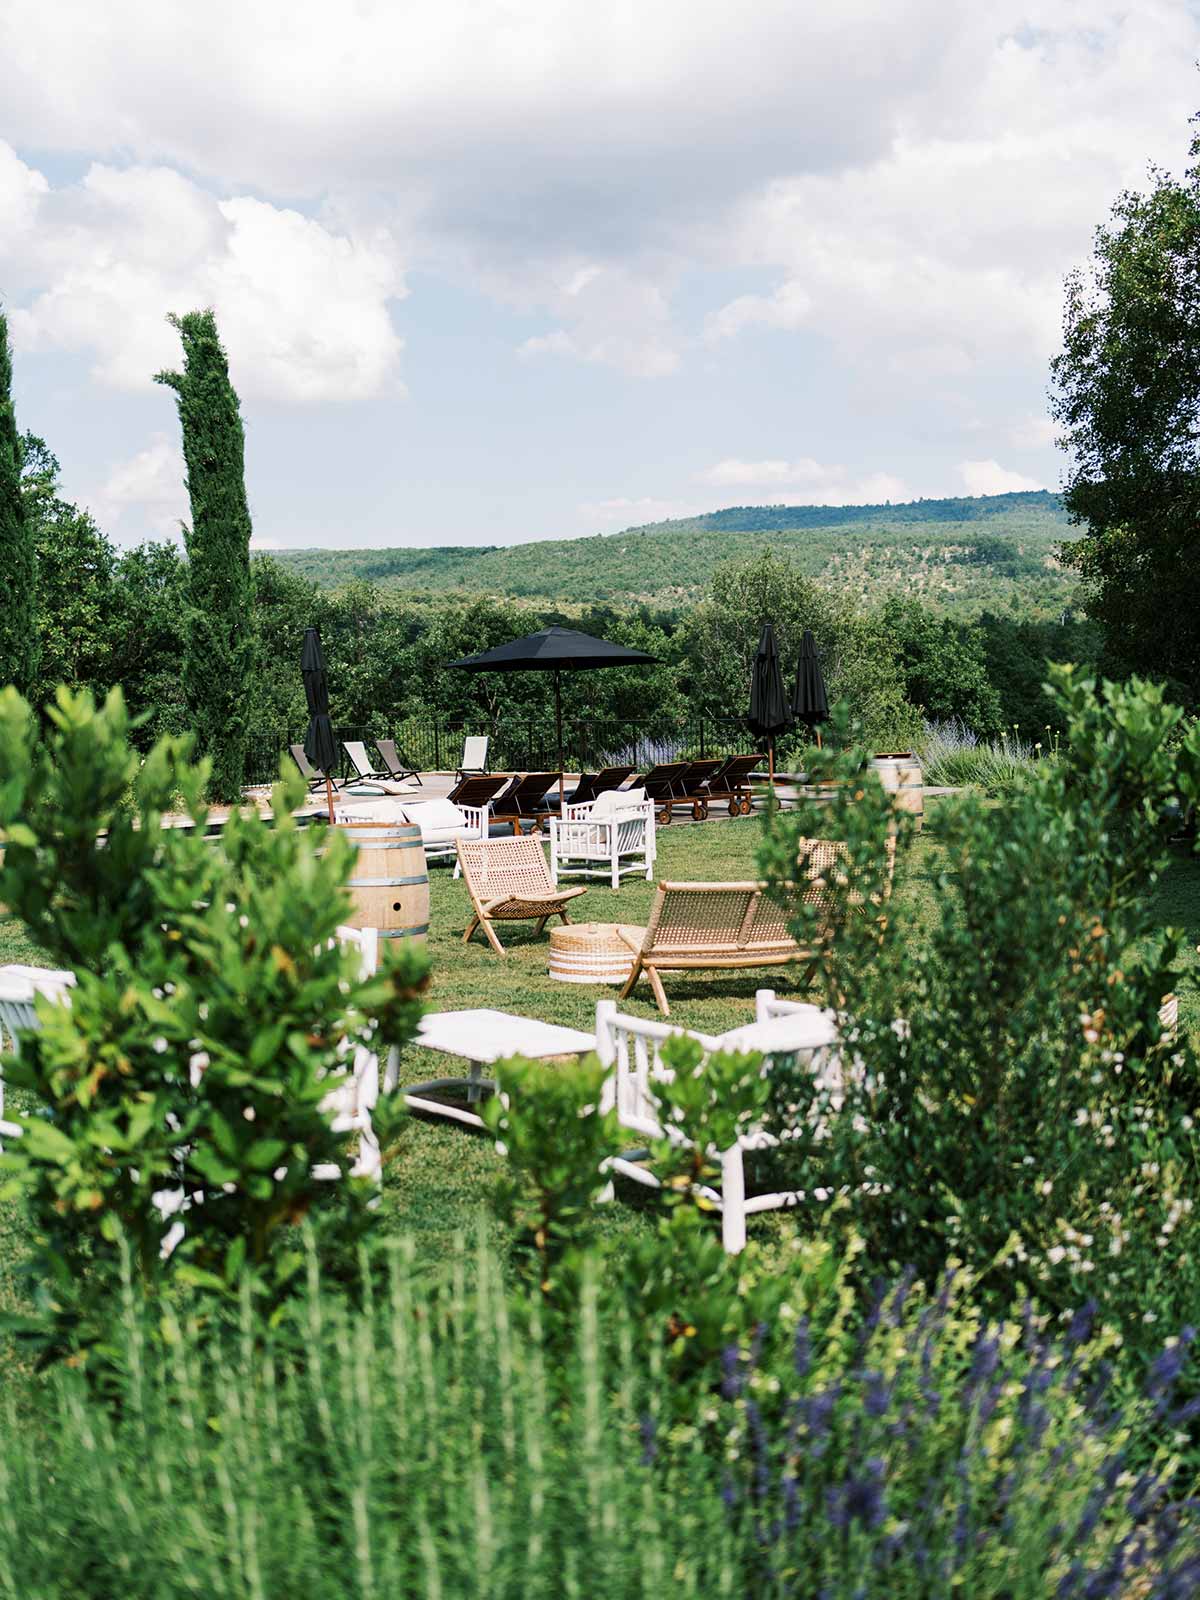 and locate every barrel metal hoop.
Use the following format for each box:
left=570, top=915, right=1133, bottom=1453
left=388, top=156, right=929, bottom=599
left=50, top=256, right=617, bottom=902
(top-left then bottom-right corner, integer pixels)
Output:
left=377, top=925, right=430, bottom=938
left=347, top=874, right=430, bottom=888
